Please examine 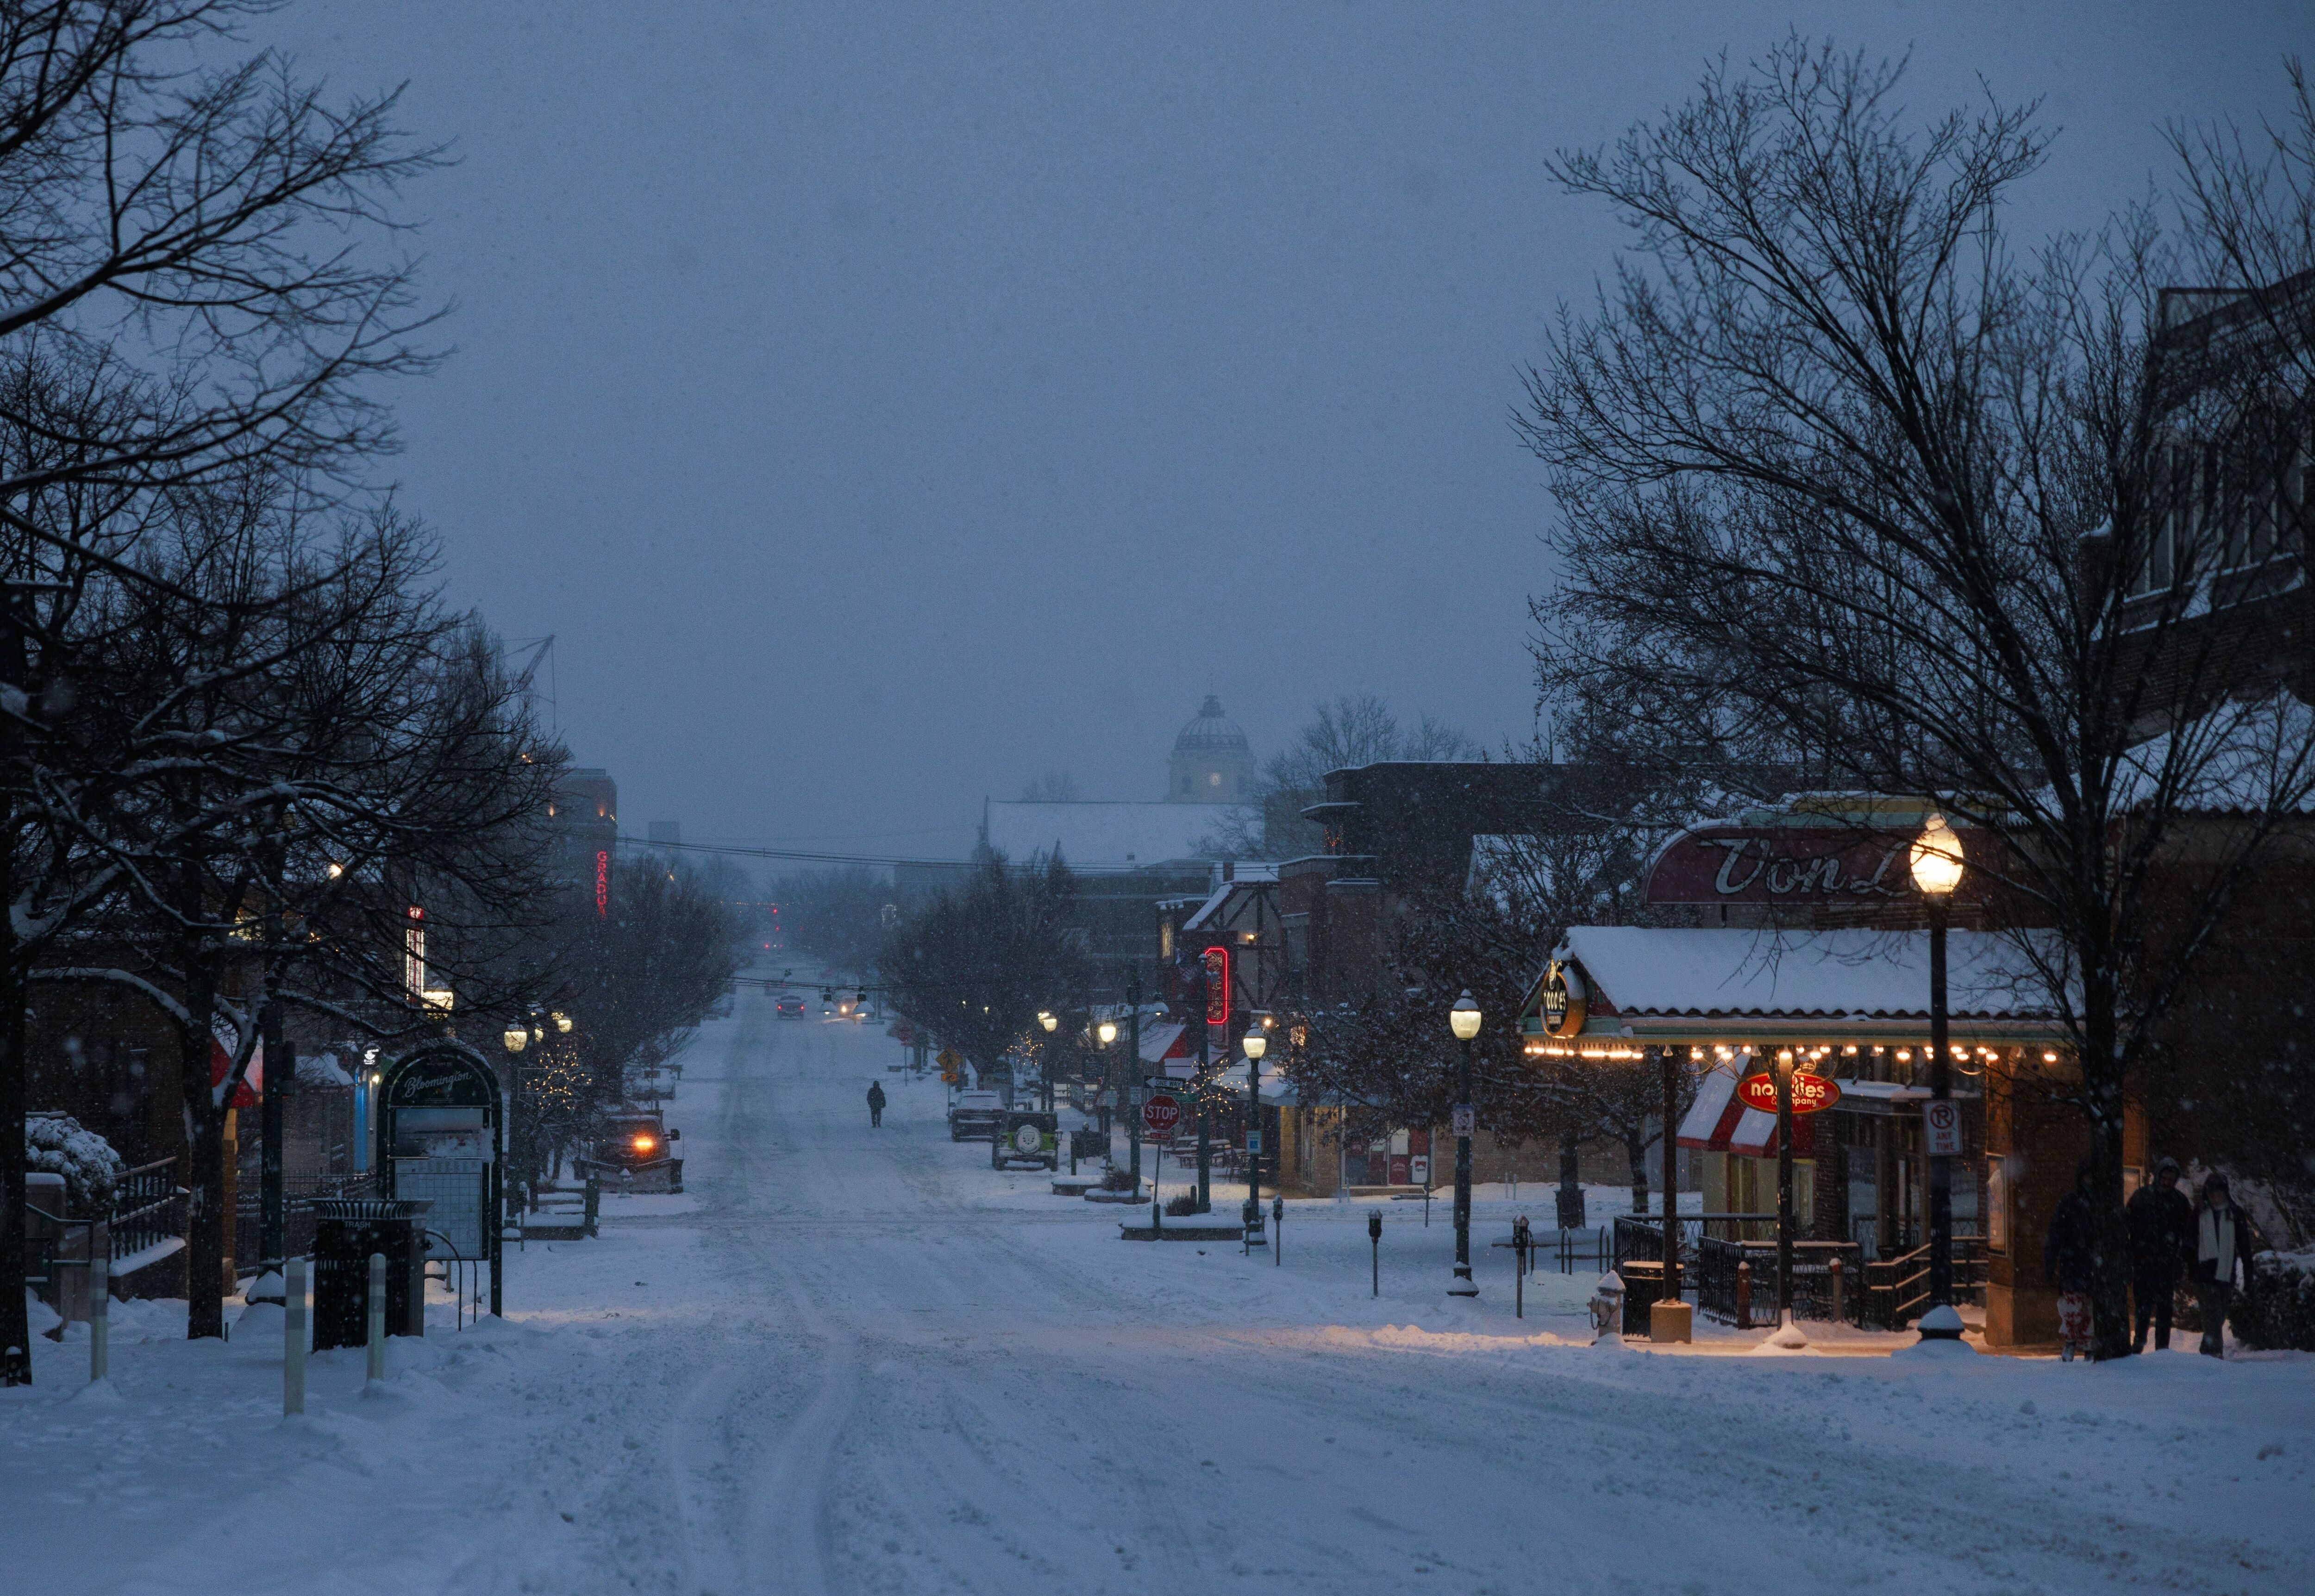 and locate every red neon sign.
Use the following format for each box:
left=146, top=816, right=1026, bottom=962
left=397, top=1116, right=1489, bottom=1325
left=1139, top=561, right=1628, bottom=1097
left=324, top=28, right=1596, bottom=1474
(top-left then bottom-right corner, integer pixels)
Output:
left=1203, top=945, right=1229, bottom=1027
left=595, top=850, right=610, bottom=918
